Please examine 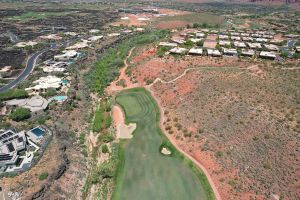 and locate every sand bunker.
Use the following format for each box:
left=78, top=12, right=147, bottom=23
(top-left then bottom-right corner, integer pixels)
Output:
left=112, top=105, right=136, bottom=139
left=161, top=147, right=171, bottom=155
